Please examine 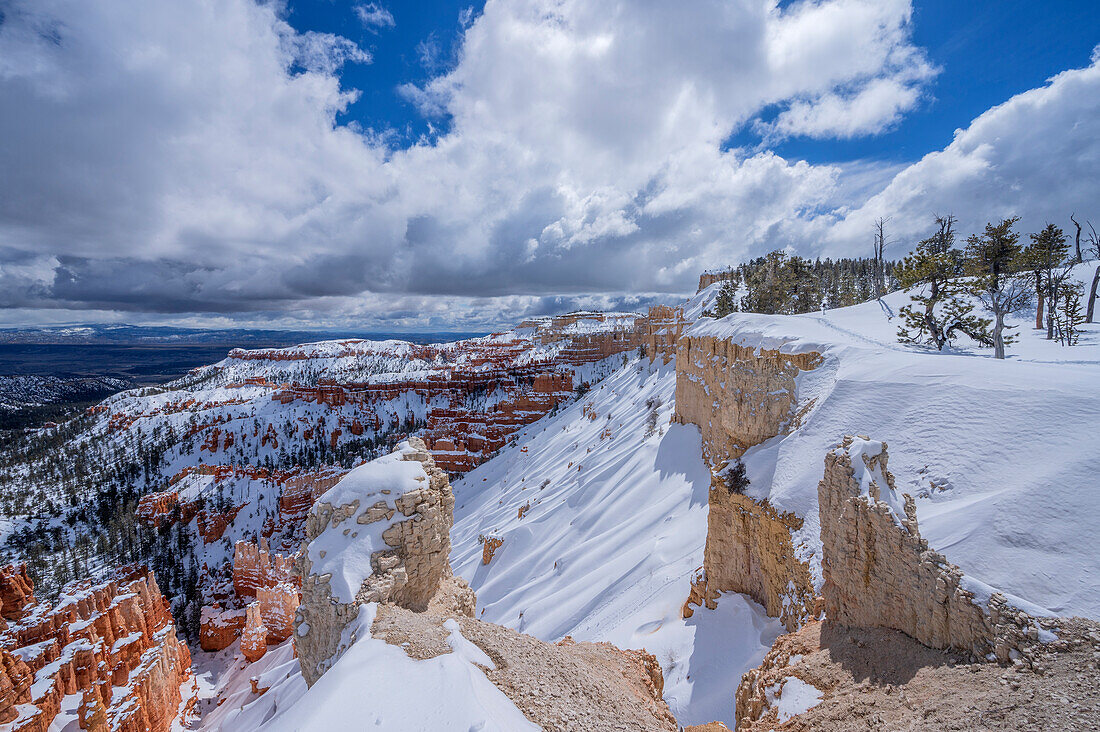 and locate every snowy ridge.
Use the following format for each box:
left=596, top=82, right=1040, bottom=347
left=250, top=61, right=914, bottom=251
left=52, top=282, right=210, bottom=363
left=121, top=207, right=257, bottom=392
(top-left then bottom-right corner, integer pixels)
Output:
left=192, top=606, right=537, bottom=732
left=0, top=374, right=128, bottom=410
left=684, top=267, right=1100, bottom=618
